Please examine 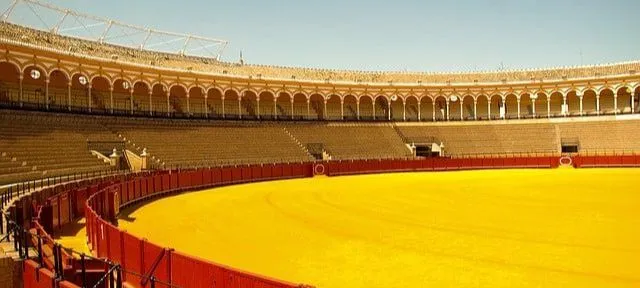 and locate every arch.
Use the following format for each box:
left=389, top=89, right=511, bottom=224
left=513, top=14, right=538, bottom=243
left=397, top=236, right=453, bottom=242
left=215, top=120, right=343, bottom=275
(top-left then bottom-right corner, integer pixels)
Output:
left=476, top=95, right=489, bottom=120
left=504, top=93, right=518, bottom=119
left=582, top=89, right=598, bottom=115
left=21, top=62, right=48, bottom=76
left=150, top=83, right=169, bottom=115
left=292, top=92, right=307, bottom=120
left=374, top=95, right=389, bottom=121
left=325, top=94, right=342, bottom=120
left=404, top=96, right=419, bottom=121
left=132, top=81, right=150, bottom=115
left=241, top=90, right=258, bottom=119
left=434, top=96, right=448, bottom=121
left=616, top=87, right=632, bottom=114
left=598, top=88, right=615, bottom=115
left=187, top=86, right=205, bottom=117
left=69, top=73, right=90, bottom=112
left=533, top=92, right=547, bottom=118
left=21, top=65, right=47, bottom=108
left=276, top=92, right=292, bottom=119
left=565, top=91, right=580, bottom=116
left=90, top=76, right=111, bottom=113
left=520, top=93, right=533, bottom=118
left=48, top=69, right=69, bottom=109
left=206, top=88, right=224, bottom=118
left=343, top=95, right=358, bottom=120
left=548, top=91, right=563, bottom=117
left=635, top=86, right=640, bottom=113
left=223, top=89, right=240, bottom=119
left=419, top=96, right=434, bottom=121
left=461, top=95, right=475, bottom=120
left=389, top=96, right=403, bottom=121
left=0, top=61, right=21, bottom=105
left=258, top=91, right=275, bottom=119
left=112, top=78, right=132, bottom=114
left=309, top=94, right=324, bottom=120
left=169, top=85, right=187, bottom=117
left=359, top=95, right=374, bottom=120
left=489, top=94, right=502, bottom=120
